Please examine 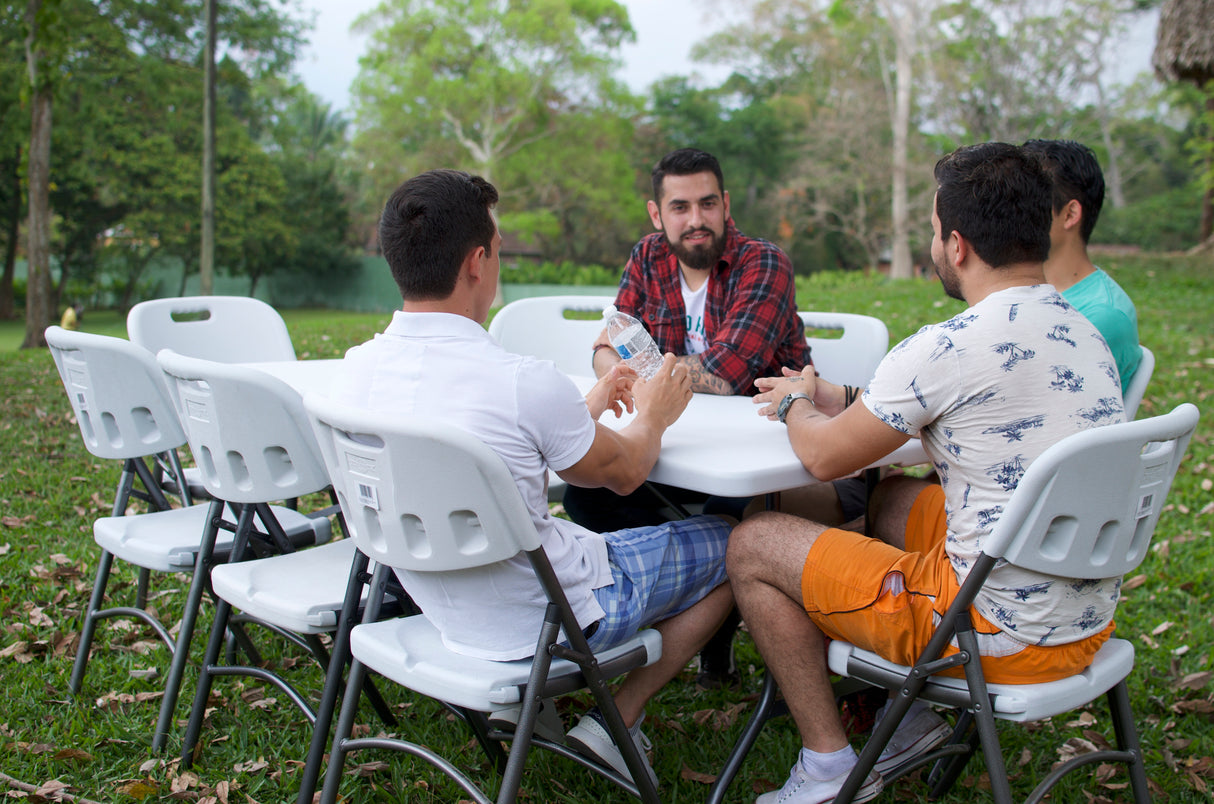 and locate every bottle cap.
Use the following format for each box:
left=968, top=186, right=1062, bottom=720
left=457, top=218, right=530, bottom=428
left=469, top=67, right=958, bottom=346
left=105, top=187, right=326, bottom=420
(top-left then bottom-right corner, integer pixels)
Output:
left=602, top=304, right=617, bottom=319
